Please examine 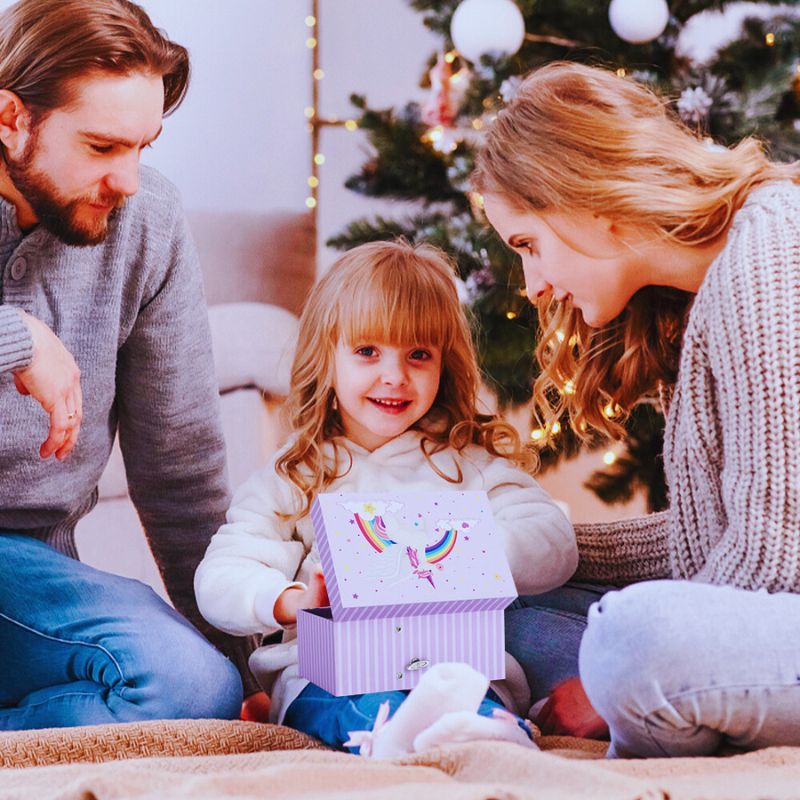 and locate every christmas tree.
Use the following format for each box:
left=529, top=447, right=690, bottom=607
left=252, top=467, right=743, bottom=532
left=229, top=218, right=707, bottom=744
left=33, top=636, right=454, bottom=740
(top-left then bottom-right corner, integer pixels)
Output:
left=328, top=0, right=800, bottom=511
